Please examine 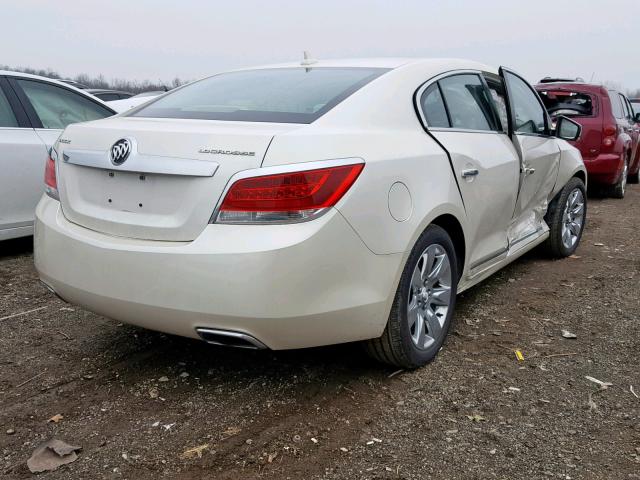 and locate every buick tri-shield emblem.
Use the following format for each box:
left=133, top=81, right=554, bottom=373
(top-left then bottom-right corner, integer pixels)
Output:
left=110, top=138, right=132, bottom=165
